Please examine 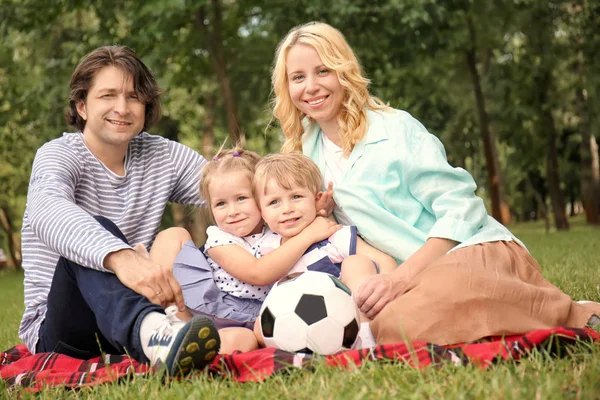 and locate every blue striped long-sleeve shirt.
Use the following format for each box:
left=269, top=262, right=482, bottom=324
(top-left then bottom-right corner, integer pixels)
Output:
left=19, top=131, right=206, bottom=352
